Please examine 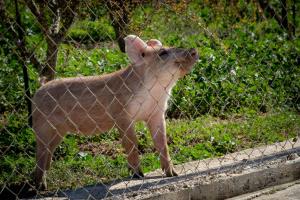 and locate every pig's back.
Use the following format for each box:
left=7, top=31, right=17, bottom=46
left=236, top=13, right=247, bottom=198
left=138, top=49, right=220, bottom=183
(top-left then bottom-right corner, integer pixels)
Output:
left=32, top=76, right=118, bottom=134
left=32, top=76, right=106, bottom=115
